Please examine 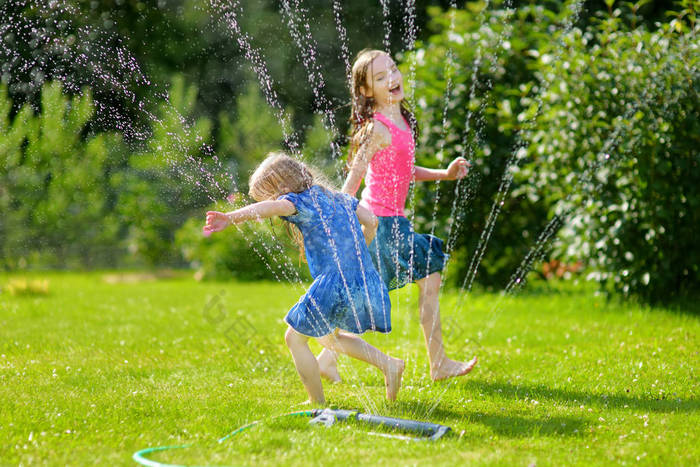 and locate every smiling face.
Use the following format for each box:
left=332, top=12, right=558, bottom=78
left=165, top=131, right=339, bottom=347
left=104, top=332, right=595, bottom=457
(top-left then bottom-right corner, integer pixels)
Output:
left=361, top=52, right=404, bottom=108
